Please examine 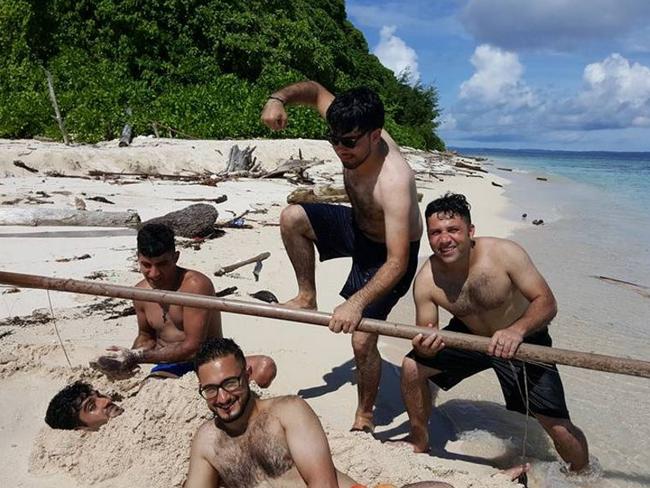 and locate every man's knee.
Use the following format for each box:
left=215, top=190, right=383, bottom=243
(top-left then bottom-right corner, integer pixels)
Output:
left=401, top=356, right=437, bottom=383
left=351, top=332, right=378, bottom=359
left=280, top=205, right=309, bottom=233
left=249, top=355, right=277, bottom=388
